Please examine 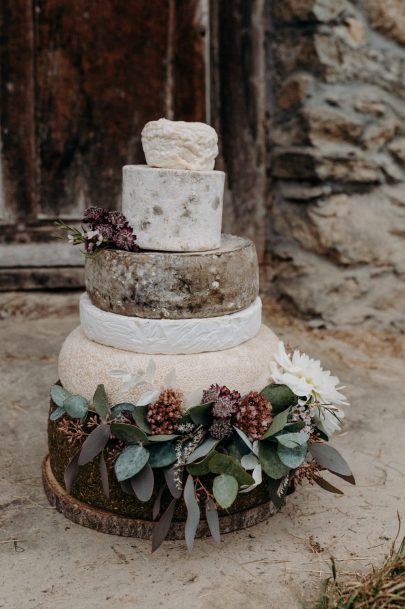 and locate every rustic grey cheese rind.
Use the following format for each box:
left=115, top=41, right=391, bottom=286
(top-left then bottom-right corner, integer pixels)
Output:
left=85, top=234, right=259, bottom=319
